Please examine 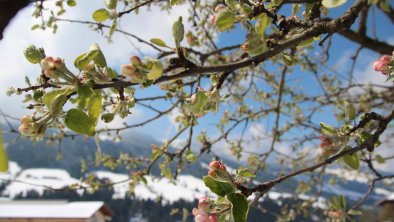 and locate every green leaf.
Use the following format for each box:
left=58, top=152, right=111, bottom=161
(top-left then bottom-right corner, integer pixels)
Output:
left=236, top=166, right=255, bottom=178
left=151, top=147, right=161, bottom=160
left=109, top=20, right=117, bottom=36
left=66, top=0, right=77, bottom=7
left=170, top=0, right=184, bottom=6
left=42, top=88, right=69, bottom=108
left=24, top=45, right=42, bottom=64
left=147, top=60, right=163, bottom=80
left=92, top=8, right=110, bottom=22
left=65, top=109, right=95, bottom=136
left=225, top=0, right=237, bottom=10
left=320, top=122, right=337, bottom=135
left=150, top=38, right=170, bottom=48
left=281, top=53, right=295, bottom=66
left=343, top=148, right=359, bottom=170
left=77, top=84, right=94, bottom=99
left=106, top=67, right=118, bottom=79
left=298, top=38, right=314, bottom=46
left=255, top=14, right=269, bottom=38
left=105, top=0, right=117, bottom=9
left=101, top=113, right=115, bottom=123
left=330, top=195, right=346, bottom=210
left=375, top=154, right=386, bottom=164
left=345, top=102, right=356, bottom=121
left=348, top=209, right=362, bottom=215
left=228, top=192, right=249, bottom=222
left=88, top=90, right=102, bottom=127
left=191, top=91, right=209, bottom=114
left=49, top=94, right=67, bottom=115
left=215, top=9, right=235, bottom=32
left=292, top=3, right=300, bottom=15
left=185, top=150, right=197, bottom=162
left=89, top=43, right=107, bottom=67
left=0, top=126, right=9, bottom=173
left=172, top=17, right=184, bottom=48
left=203, top=175, right=234, bottom=197
left=322, top=0, right=347, bottom=8
left=379, top=0, right=390, bottom=12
